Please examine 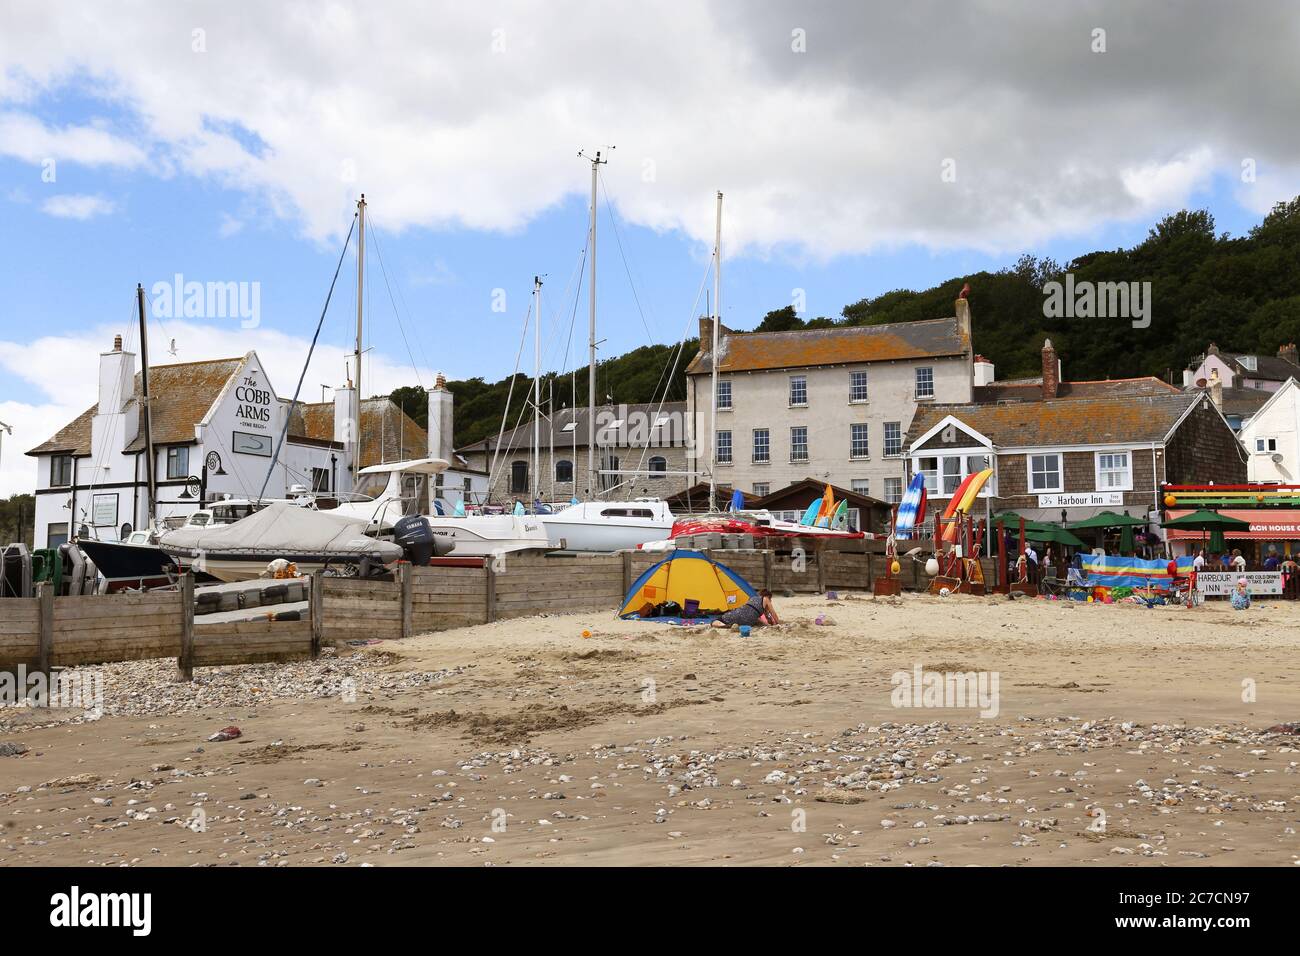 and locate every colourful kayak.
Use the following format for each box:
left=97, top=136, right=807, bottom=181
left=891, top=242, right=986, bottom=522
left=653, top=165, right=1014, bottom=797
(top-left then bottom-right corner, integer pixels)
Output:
left=941, top=468, right=993, bottom=542
left=895, top=473, right=927, bottom=539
